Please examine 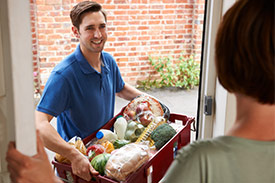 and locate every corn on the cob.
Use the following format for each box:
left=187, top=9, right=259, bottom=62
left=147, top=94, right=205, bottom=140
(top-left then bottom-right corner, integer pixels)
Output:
left=135, top=116, right=166, bottom=145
